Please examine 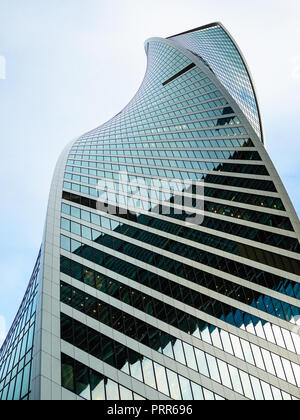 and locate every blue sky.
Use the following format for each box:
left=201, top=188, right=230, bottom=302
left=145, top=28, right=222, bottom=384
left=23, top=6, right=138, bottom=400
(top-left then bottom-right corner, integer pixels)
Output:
left=0, top=0, right=299, bottom=344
